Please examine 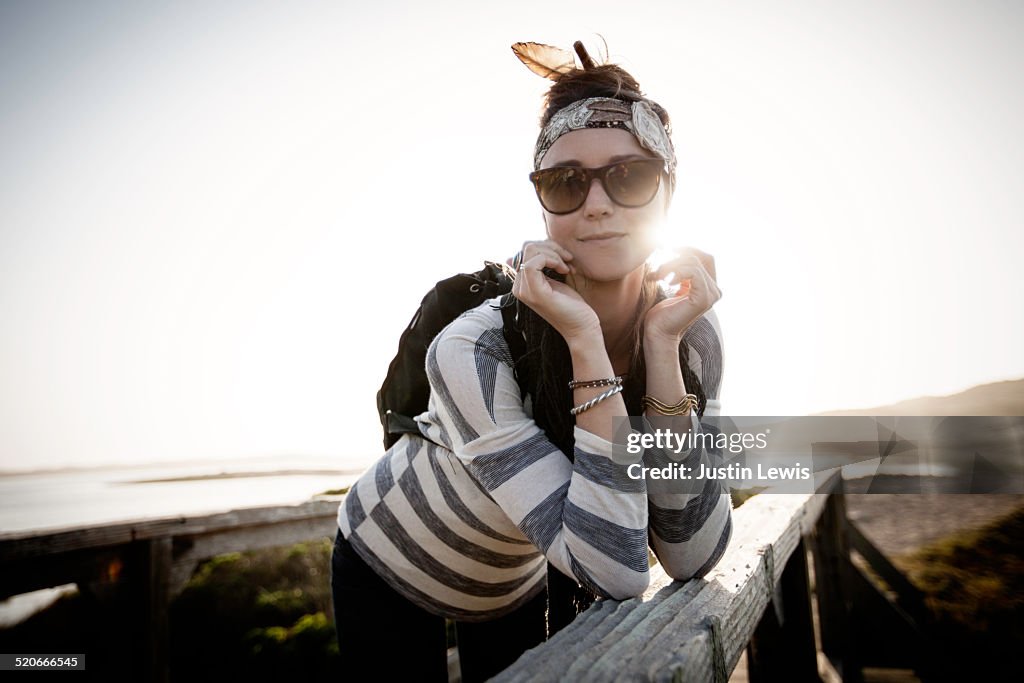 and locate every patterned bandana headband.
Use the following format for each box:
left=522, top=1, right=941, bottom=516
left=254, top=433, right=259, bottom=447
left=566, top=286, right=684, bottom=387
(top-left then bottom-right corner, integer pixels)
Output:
left=533, top=96, right=676, bottom=175
left=512, top=40, right=677, bottom=181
